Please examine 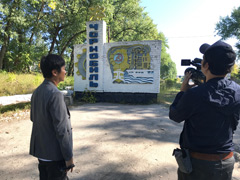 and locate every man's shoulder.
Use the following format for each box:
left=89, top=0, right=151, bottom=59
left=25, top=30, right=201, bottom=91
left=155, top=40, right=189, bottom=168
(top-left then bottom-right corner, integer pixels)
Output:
left=230, top=80, right=240, bottom=102
left=39, top=80, right=59, bottom=91
left=229, top=80, right=240, bottom=90
left=186, top=85, right=204, bottom=94
left=32, top=80, right=61, bottom=100
left=182, top=85, right=207, bottom=102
